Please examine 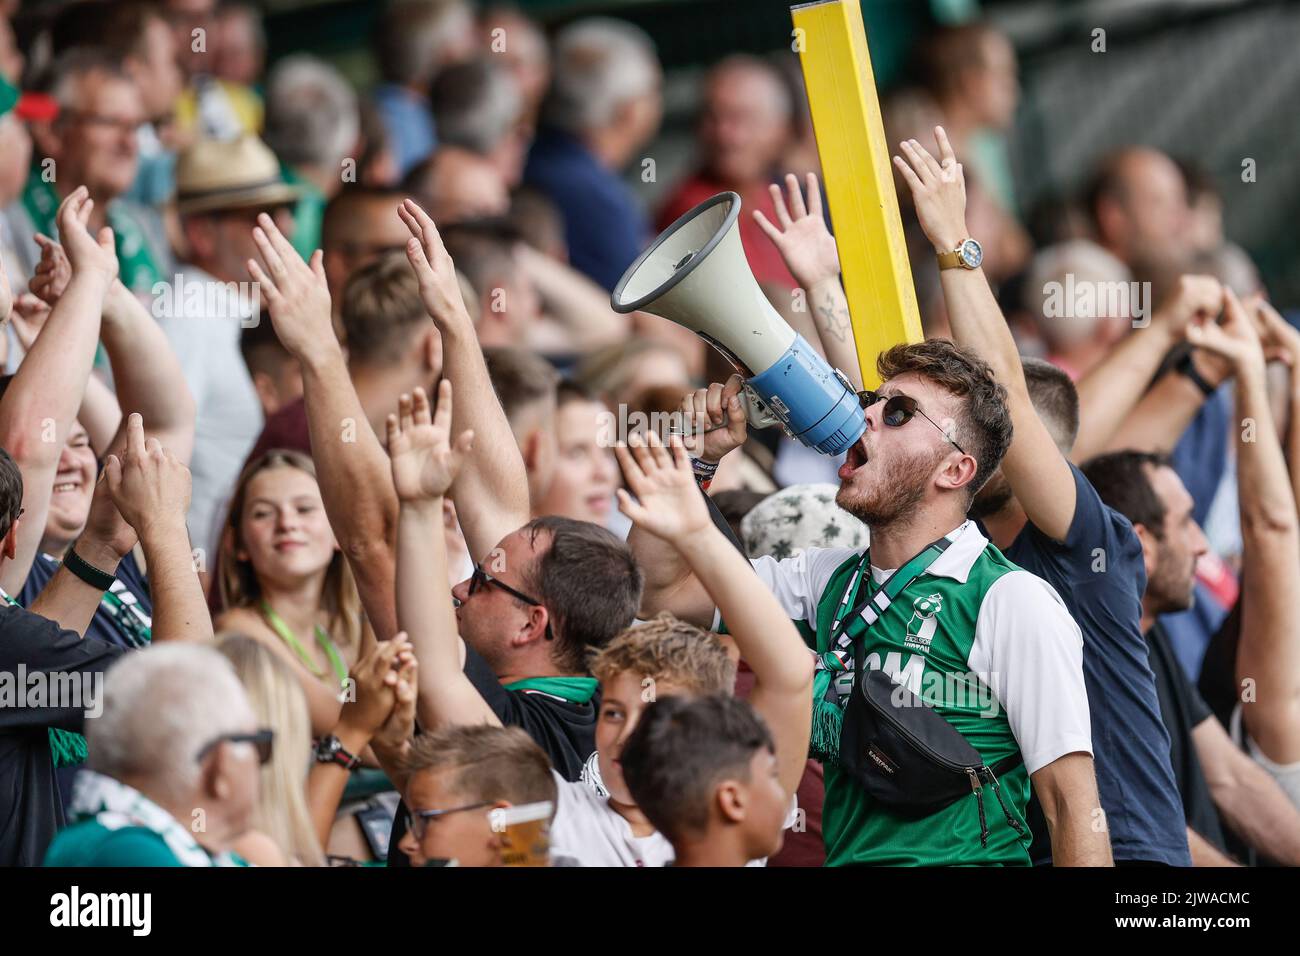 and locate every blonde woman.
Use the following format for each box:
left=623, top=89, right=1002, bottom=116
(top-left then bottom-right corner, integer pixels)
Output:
left=217, top=633, right=325, bottom=867
left=215, top=449, right=365, bottom=735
